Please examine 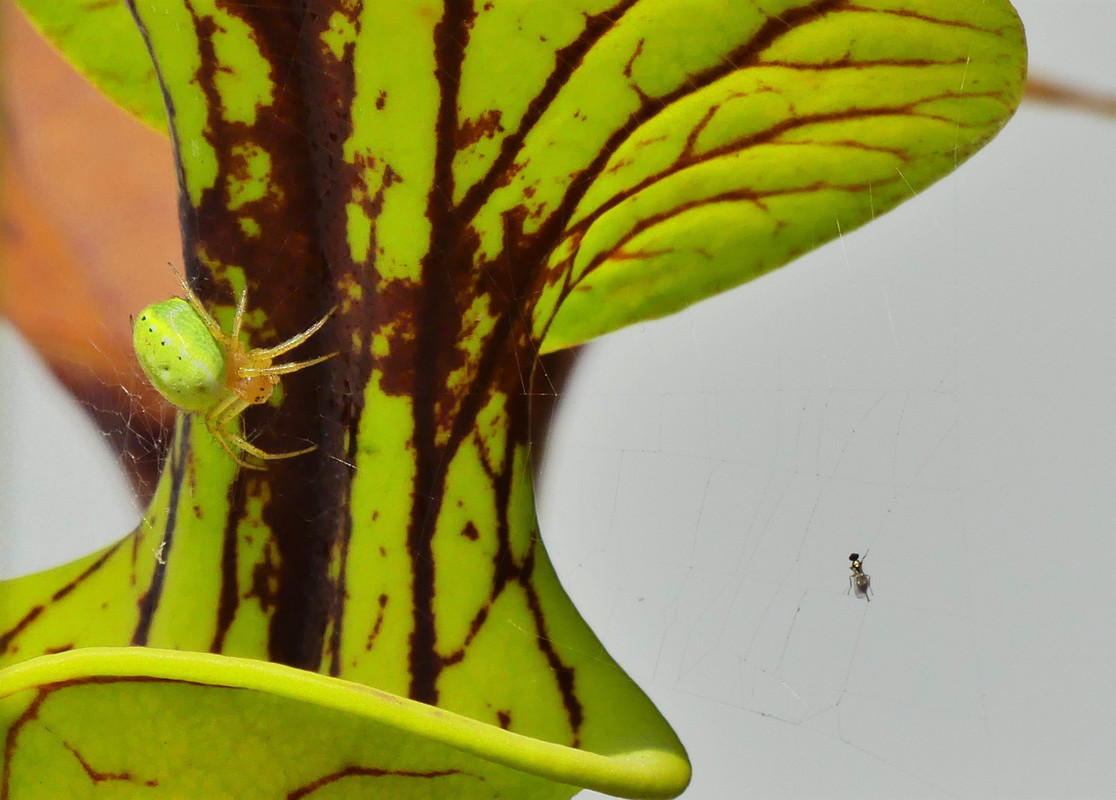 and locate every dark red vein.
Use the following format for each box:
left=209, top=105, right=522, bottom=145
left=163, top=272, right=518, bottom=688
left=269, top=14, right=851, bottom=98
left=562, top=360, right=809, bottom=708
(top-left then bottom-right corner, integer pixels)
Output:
left=456, top=0, right=642, bottom=222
